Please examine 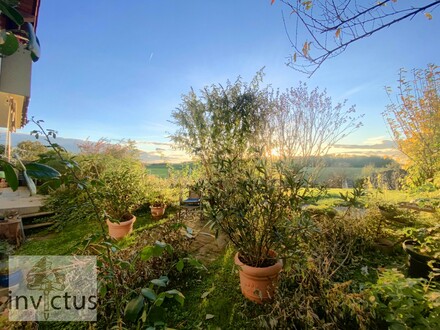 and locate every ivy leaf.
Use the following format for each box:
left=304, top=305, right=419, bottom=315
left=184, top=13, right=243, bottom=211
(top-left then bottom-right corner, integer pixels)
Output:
left=141, top=288, right=157, bottom=301
left=124, top=295, right=144, bottom=323
left=165, top=289, right=185, bottom=306
left=176, top=258, right=184, bottom=272
left=140, top=244, right=164, bottom=260
left=150, top=278, right=167, bottom=287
